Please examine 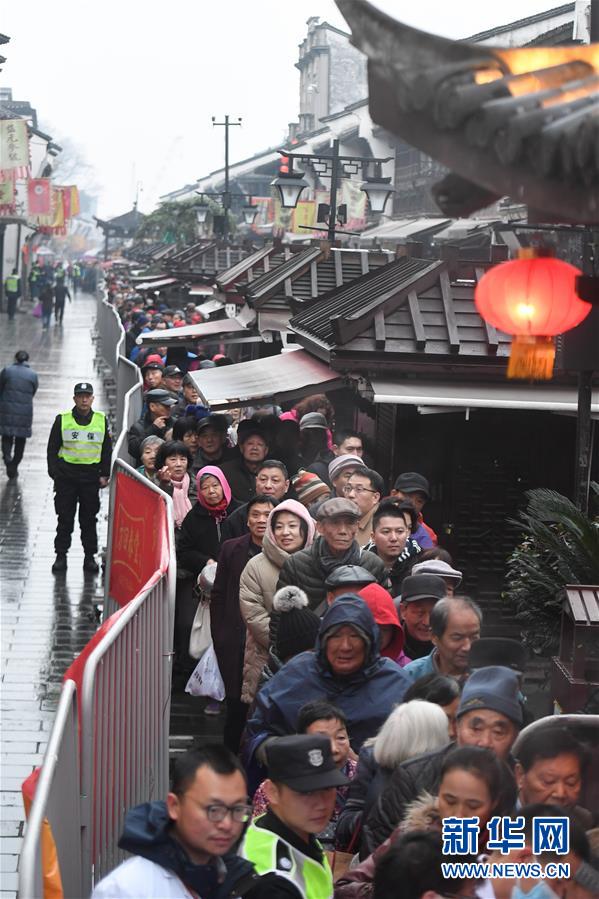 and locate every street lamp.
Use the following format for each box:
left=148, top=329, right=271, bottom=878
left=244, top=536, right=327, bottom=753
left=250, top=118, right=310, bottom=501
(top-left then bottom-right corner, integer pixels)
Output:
left=271, top=140, right=393, bottom=240
left=241, top=201, right=259, bottom=226
left=360, top=163, right=395, bottom=213
left=195, top=201, right=210, bottom=224
left=271, top=169, right=310, bottom=209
